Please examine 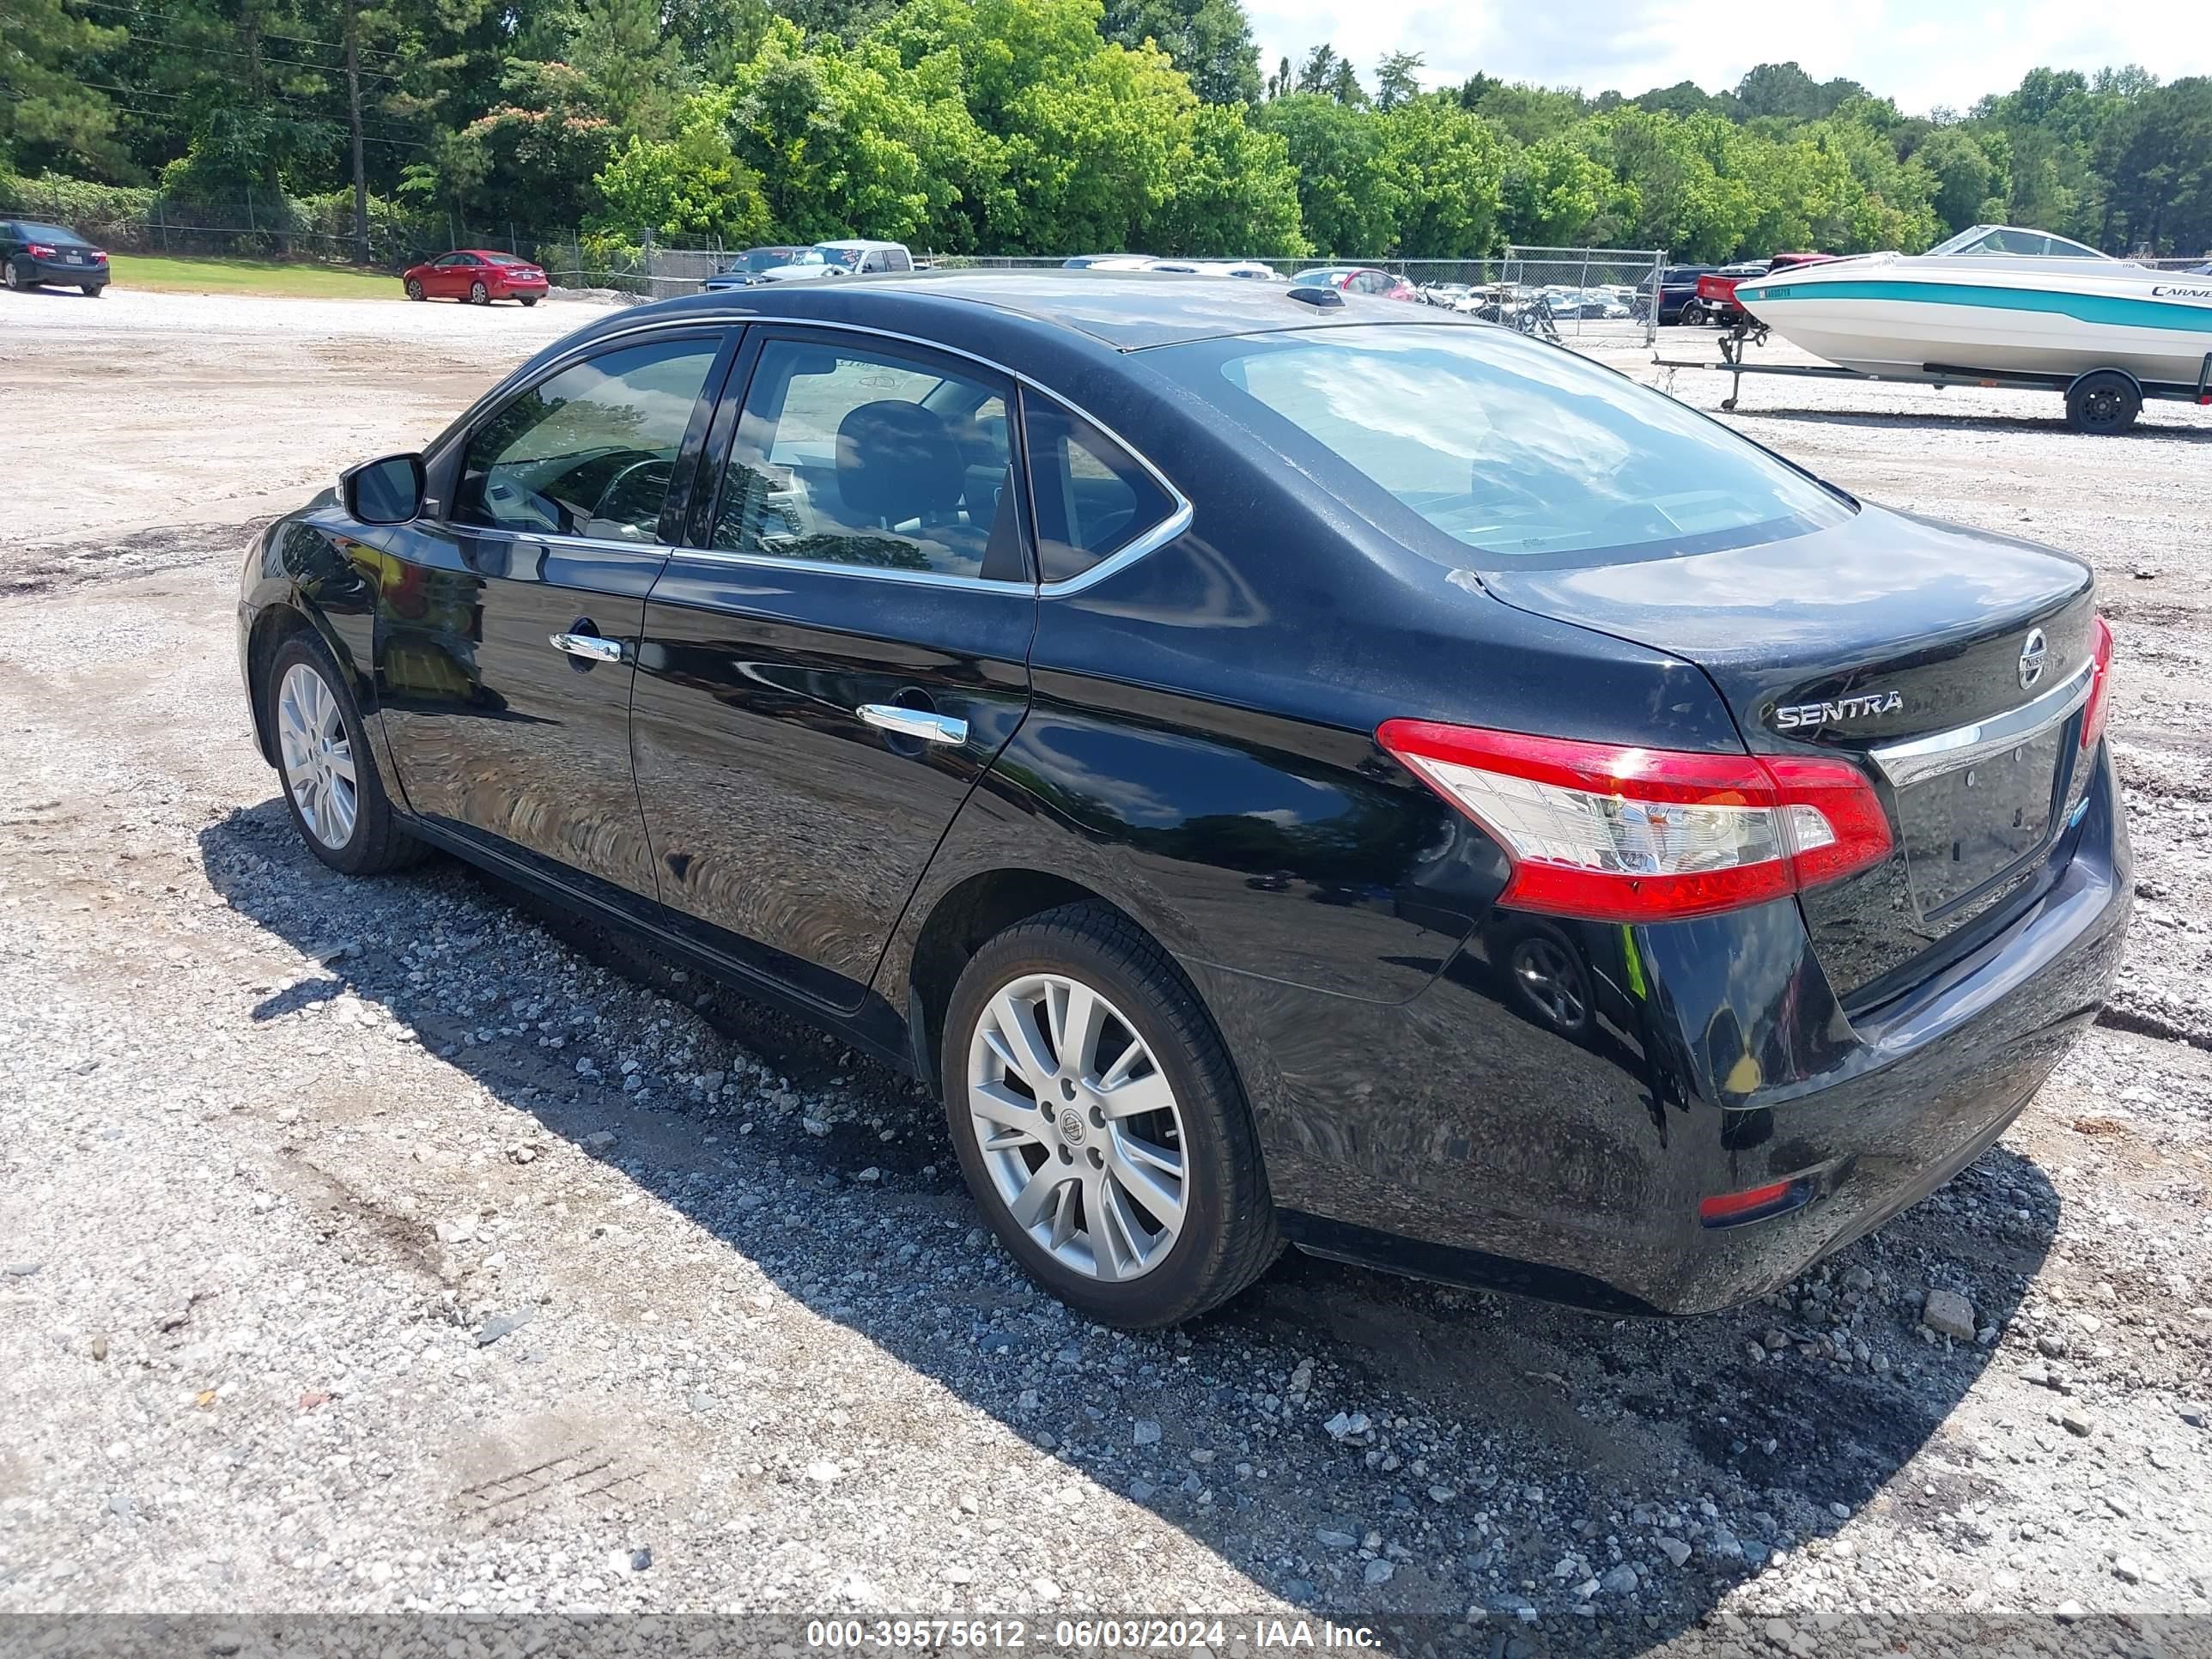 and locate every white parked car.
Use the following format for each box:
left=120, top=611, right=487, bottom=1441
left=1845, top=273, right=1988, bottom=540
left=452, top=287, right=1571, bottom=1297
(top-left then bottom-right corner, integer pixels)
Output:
left=754, top=240, right=916, bottom=283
